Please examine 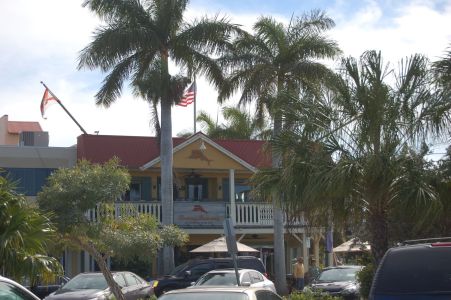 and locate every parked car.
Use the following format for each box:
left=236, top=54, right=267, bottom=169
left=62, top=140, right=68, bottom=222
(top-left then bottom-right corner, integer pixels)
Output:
left=193, top=268, right=276, bottom=293
left=44, top=271, right=153, bottom=300
left=158, top=286, right=282, bottom=300
left=151, top=256, right=266, bottom=297
left=0, top=275, right=41, bottom=300
left=369, top=238, right=451, bottom=300
left=308, top=265, right=363, bottom=300
left=24, top=276, right=70, bottom=299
